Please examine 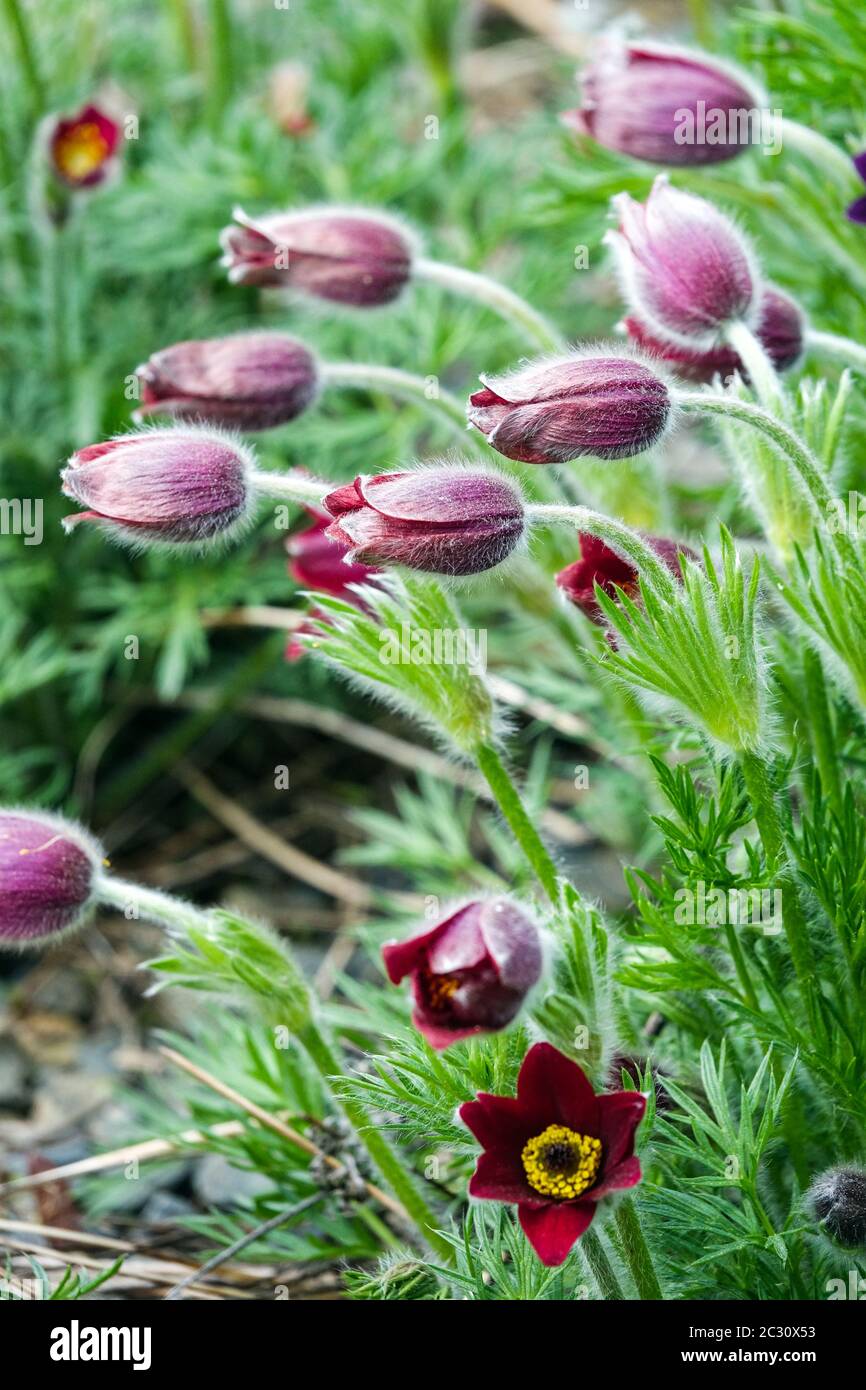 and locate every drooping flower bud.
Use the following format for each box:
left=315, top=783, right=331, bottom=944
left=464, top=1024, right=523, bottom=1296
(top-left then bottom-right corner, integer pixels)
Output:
left=0, top=810, right=102, bottom=948
left=563, top=42, right=764, bottom=167
left=608, top=176, right=759, bottom=348
left=808, top=1167, right=866, bottom=1248
left=382, top=898, right=543, bottom=1049
left=219, top=206, right=414, bottom=306
left=556, top=532, right=695, bottom=625
left=134, top=332, right=319, bottom=430
left=467, top=353, right=671, bottom=463
left=285, top=509, right=381, bottom=661
left=322, top=467, right=525, bottom=576
left=46, top=103, right=122, bottom=189
left=61, top=429, right=253, bottom=547
left=623, top=285, right=804, bottom=383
